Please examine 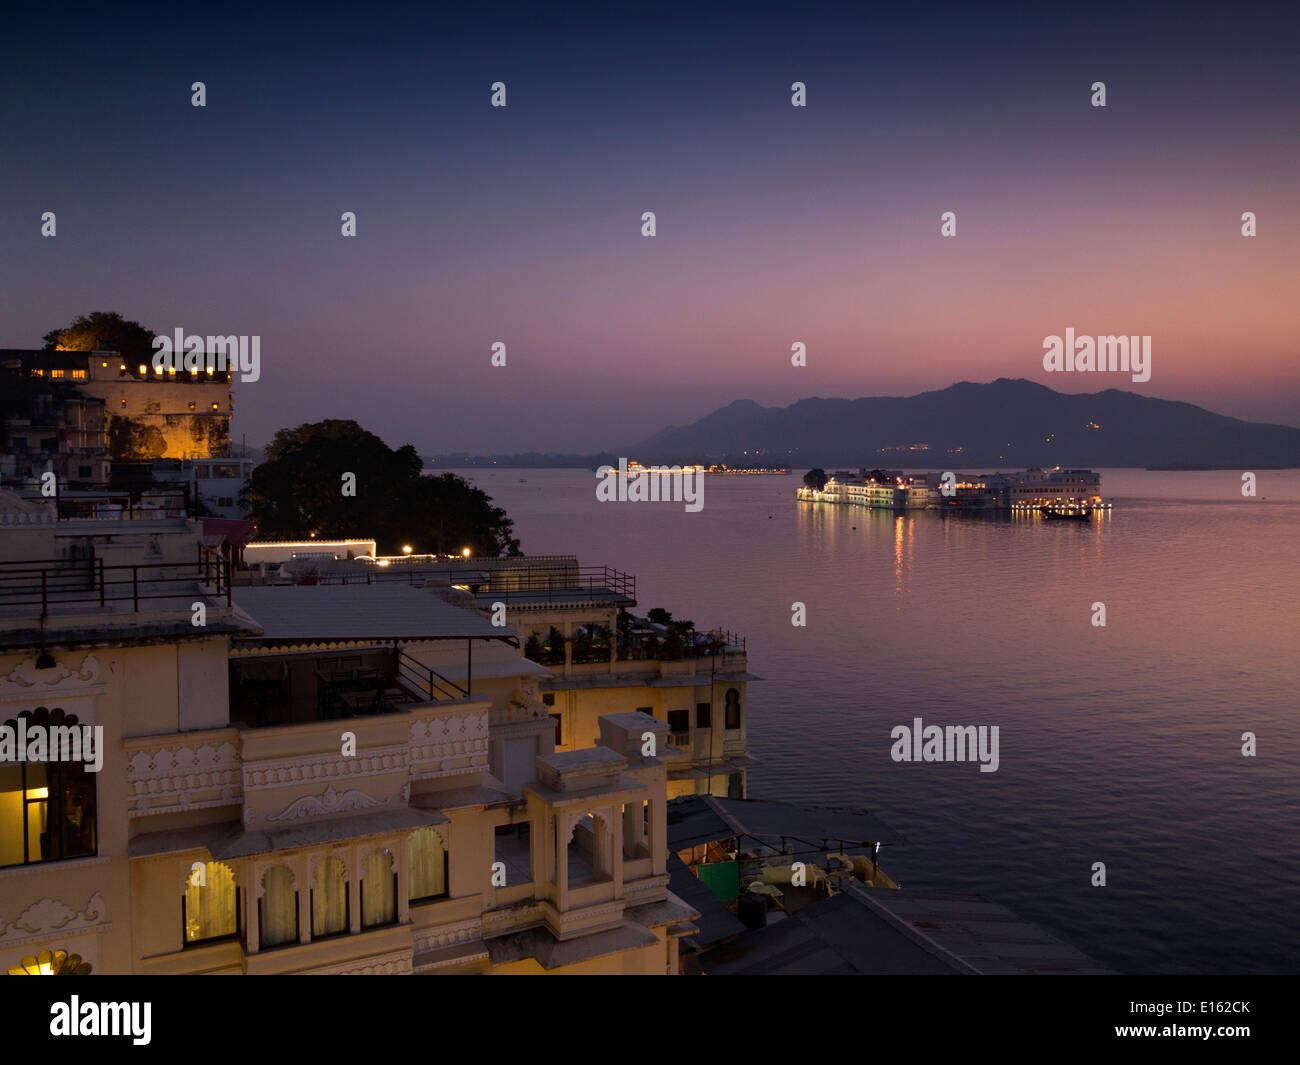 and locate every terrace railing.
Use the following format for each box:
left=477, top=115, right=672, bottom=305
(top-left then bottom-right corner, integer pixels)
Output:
left=46, top=481, right=196, bottom=521
left=396, top=650, right=469, bottom=702
left=618, top=627, right=747, bottom=661
left=0, top=545, right=231, bottom=616
left=460, top=565, right=635, bottom=603
left=318, top=563, right=636, bottom=603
